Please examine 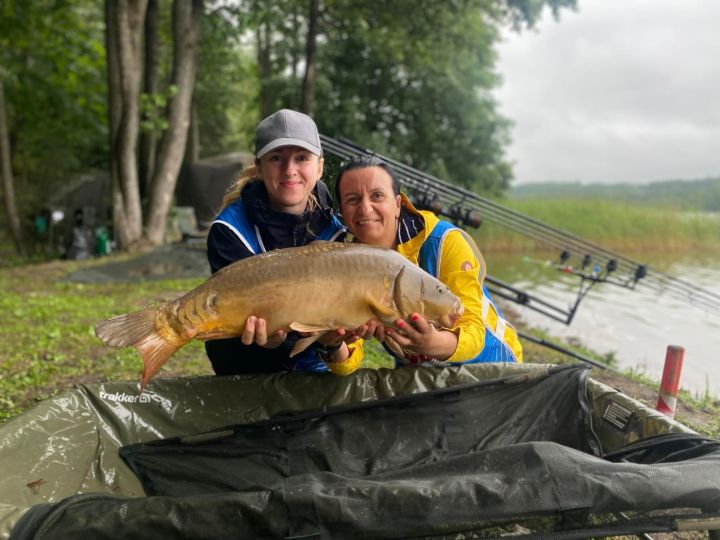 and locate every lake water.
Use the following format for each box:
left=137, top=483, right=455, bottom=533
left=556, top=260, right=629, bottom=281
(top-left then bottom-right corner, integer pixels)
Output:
left=485, top=251, right=720, bottom=398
